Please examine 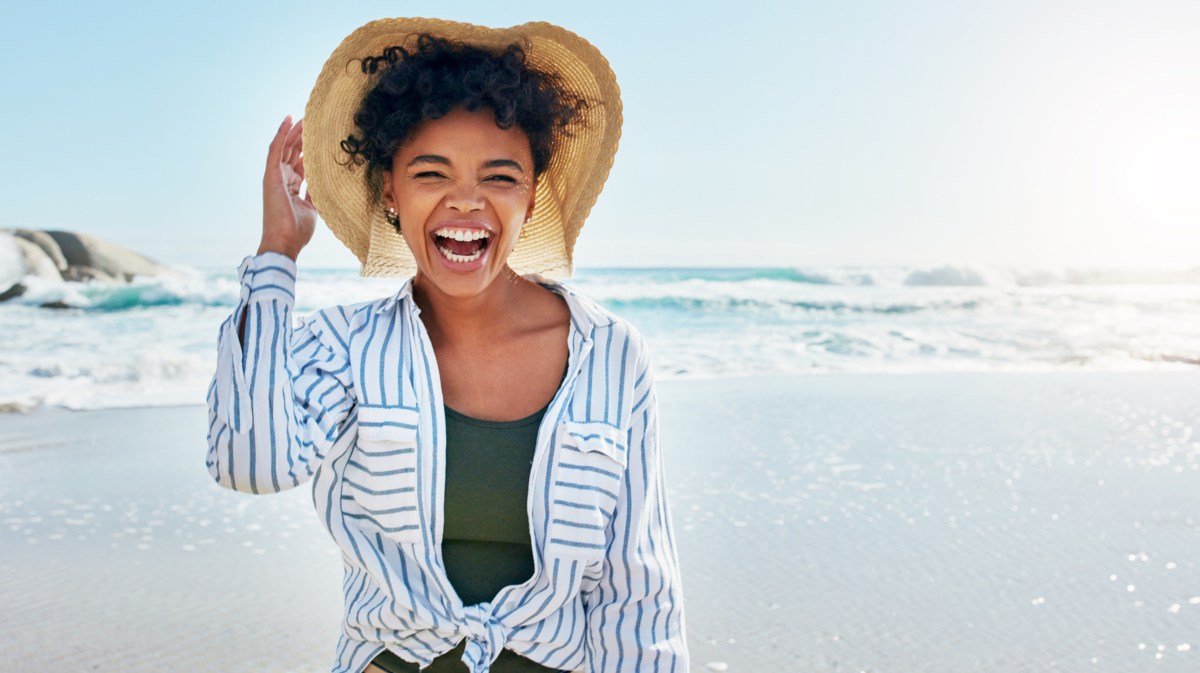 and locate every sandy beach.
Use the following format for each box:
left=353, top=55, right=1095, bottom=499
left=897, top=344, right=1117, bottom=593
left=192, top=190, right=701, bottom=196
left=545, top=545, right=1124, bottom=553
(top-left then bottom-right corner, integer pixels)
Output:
left=2, top=372, right=1198, bottom=672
